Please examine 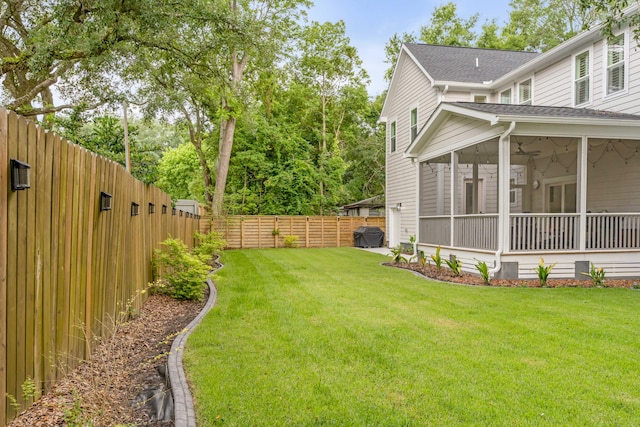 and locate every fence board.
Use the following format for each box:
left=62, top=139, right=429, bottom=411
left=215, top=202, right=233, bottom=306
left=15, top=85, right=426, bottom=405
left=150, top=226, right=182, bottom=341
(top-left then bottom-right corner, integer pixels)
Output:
left=41, top=131, right=55, bottom=392
left=25, top=119, right=37, bottom=407
left=0, top=109, right=7, bottom=426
